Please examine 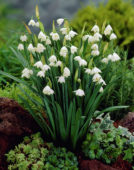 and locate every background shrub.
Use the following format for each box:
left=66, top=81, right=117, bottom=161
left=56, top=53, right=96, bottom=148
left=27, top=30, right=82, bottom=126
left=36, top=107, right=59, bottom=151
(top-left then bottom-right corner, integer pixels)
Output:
left=71, top=0, right=134, bottom=58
